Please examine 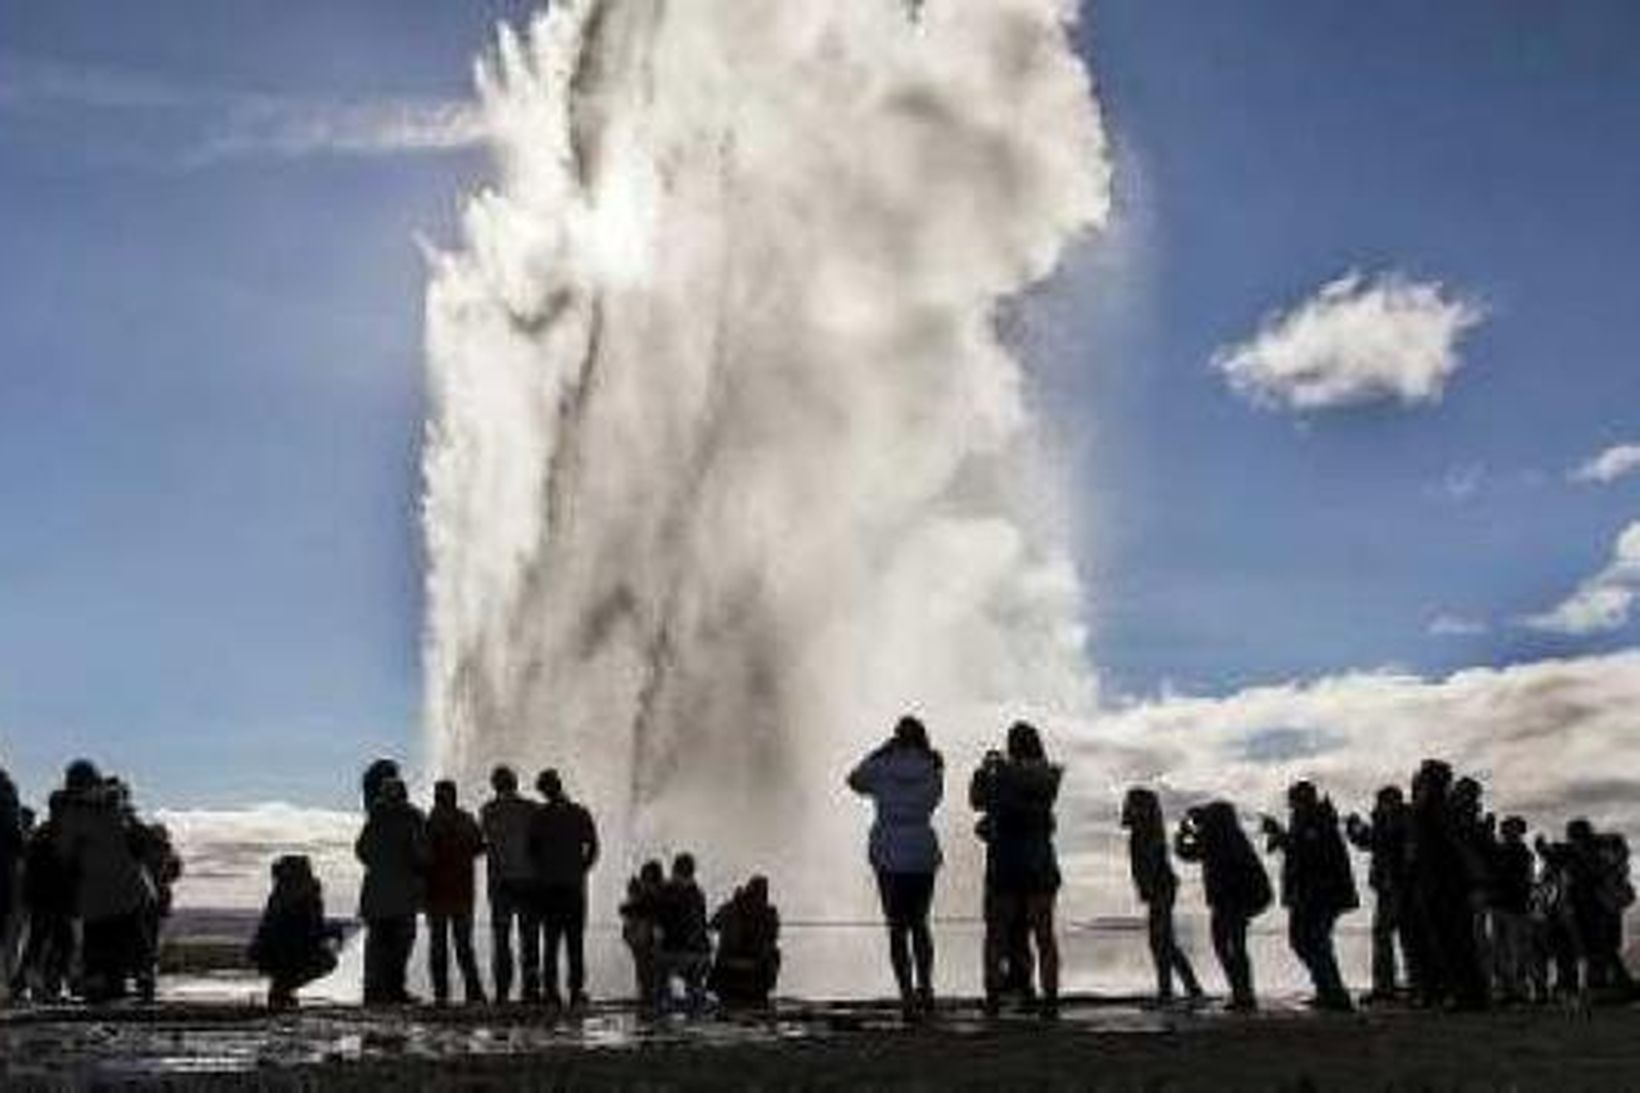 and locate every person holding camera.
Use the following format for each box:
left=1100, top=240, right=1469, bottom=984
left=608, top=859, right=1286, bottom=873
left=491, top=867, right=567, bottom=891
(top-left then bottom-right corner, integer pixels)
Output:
left=1175, top=800, right=1270, bottom=1011
left=970, top=721, right=1063, bottom=1019
left=848, top=715, right=944, bottom=1022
